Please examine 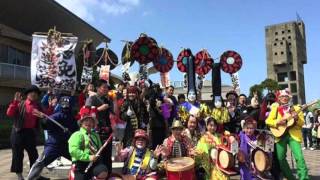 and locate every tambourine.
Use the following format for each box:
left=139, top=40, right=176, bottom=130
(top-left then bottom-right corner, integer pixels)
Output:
left=220, top=50, right=242, bottom=74
left=130, top=34, right=159, bottom=65
left=177, top=49, right=193, bottom=73
left=153, top=47, right=174, bottom=73
left=121, top=41, right=134, bottom=67
left=96, top=48, right=118, bottom=70
left=194, top=50, right=213, bottom=75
